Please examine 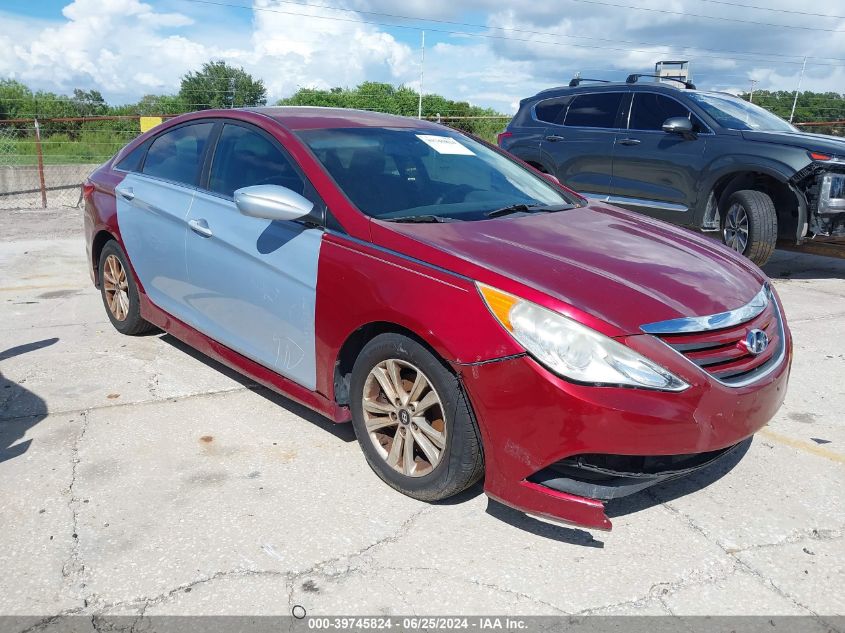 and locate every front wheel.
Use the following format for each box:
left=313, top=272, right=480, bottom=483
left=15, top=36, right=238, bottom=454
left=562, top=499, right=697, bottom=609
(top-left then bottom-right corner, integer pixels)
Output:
left=349, top=334, right=484, bottom=501
left=721, top=190, right=777, bottom=266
